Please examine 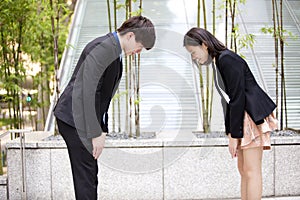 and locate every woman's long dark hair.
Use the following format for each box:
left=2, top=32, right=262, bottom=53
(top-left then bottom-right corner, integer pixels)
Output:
left=184, top=27, right=226, bottom=59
